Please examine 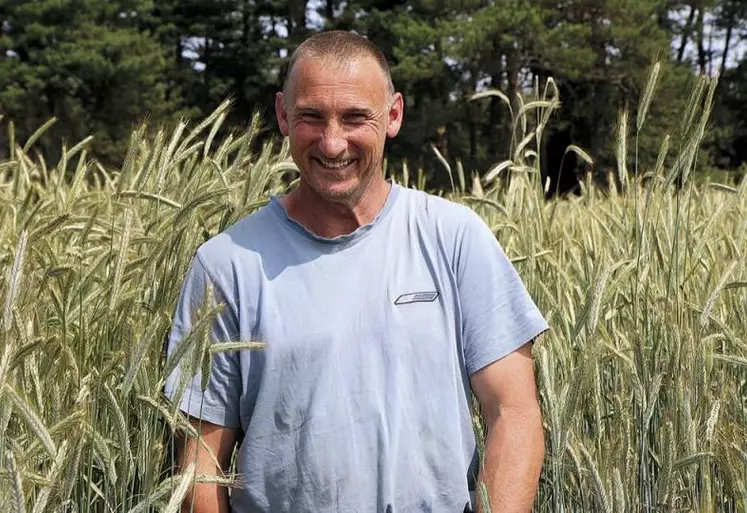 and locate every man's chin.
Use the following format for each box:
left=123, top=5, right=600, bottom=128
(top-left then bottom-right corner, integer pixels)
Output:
left=318, top=184, right=357, bottom=202
left=309, top=177, right=360, bottom=203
